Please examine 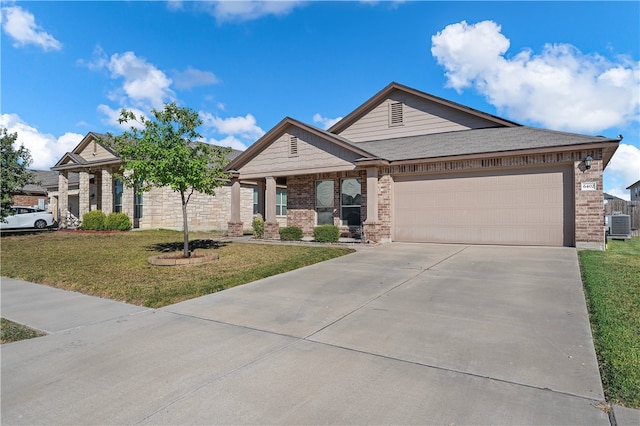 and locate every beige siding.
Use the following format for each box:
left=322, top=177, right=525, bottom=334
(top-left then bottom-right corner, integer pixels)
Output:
left=337, top=89, right=500, bottom=142
left=78, top=139, right=118, bottom=162
left=393, top=166, right=574, bottom=246
left=239, top=128, right=361, bottom=177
